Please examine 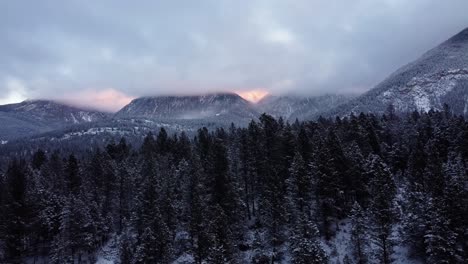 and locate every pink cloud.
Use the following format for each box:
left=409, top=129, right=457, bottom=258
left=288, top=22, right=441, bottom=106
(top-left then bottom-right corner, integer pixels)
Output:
left=58, top=88, right=134, bottom=112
